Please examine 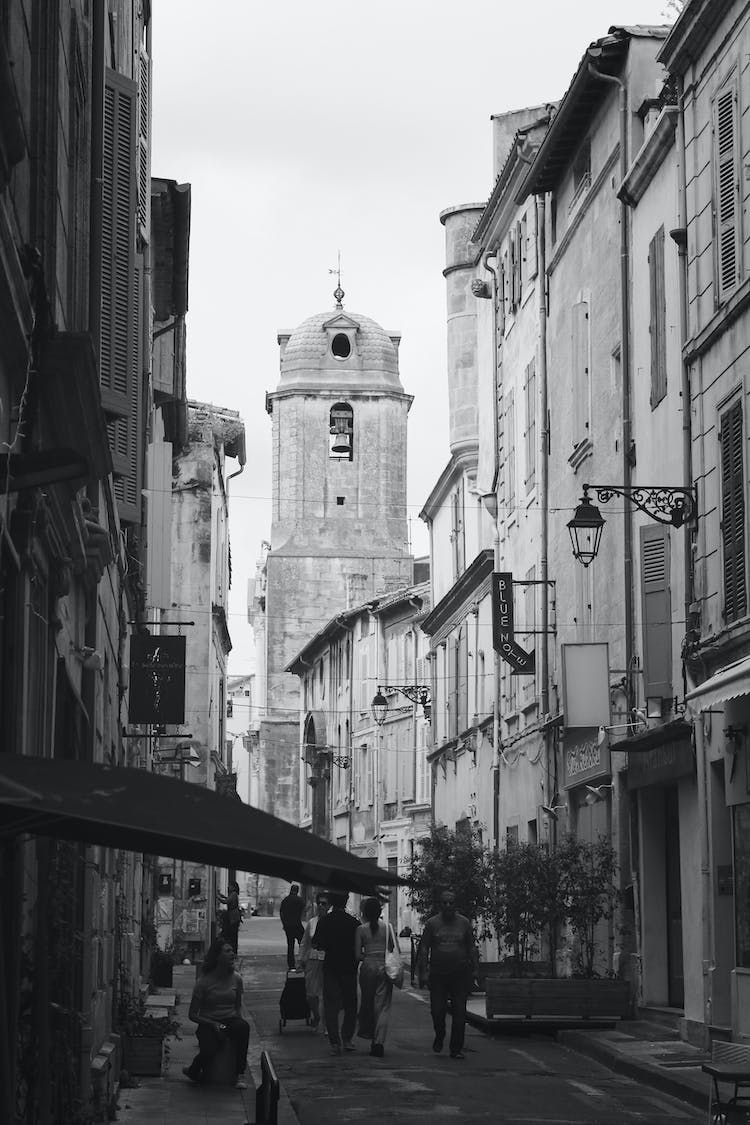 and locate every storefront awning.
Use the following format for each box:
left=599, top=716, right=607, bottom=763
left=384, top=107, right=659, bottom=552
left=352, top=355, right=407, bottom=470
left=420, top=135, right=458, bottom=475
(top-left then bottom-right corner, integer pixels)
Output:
left=0, top=755, right=403, bottom=892
left=685, top=655, right=750, bottom=713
